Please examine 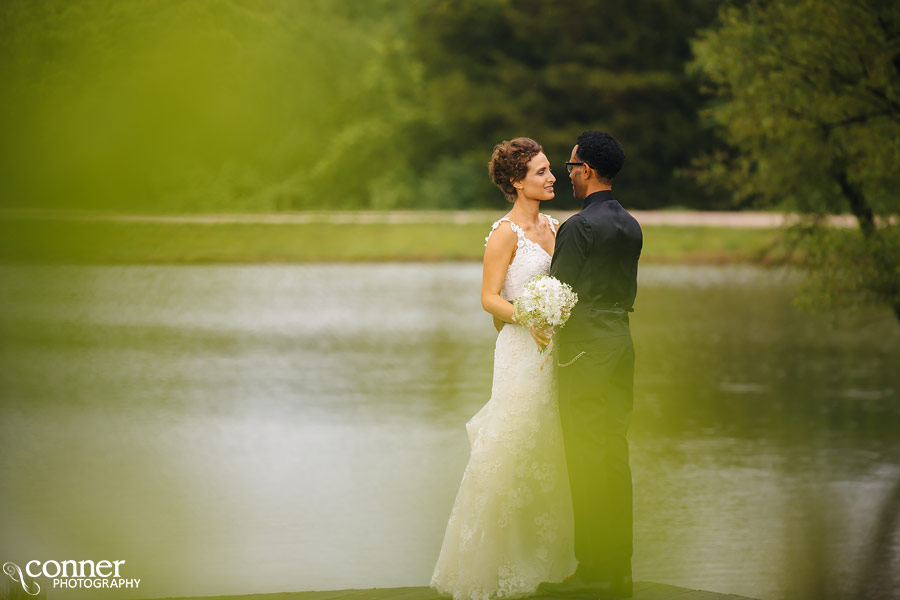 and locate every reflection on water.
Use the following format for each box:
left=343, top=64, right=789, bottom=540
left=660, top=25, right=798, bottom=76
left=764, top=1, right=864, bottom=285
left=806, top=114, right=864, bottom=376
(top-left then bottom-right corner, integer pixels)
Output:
left=1, top=264, right=898, bottom=600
